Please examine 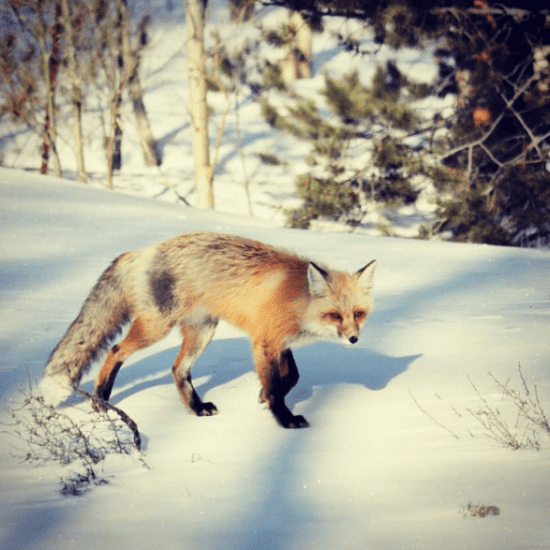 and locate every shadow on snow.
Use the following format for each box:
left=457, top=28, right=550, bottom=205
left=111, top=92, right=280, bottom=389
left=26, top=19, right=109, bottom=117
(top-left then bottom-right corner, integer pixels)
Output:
left=86, top=337, right=418, bottom=415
